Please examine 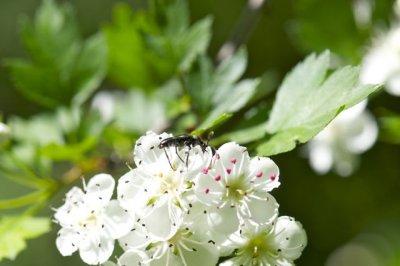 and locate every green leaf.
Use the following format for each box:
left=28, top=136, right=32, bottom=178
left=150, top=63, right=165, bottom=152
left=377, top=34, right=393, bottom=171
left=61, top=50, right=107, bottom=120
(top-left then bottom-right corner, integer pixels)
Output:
left=257, top=52, right=382, bottom=156
left=103, top=4, right=159, bottom=89
left=213, top=122, right=268, bottom=146
left=202, top=78, right=260, bottom=127
left=104, top=2, right=213, bottom=89
left=5, top=0, right=107, bottom=107
left=192, top=113, right=232, bottom=136
left=165, top=0, right=189, bottom=35
left=0, top=216, right=51, bottom=261
left=39, top=137, right=97, bottom=161
left=178, top=16, right=213, bottom=72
